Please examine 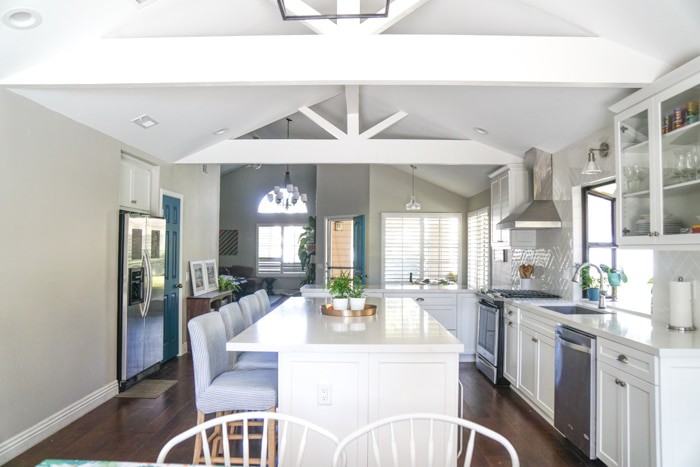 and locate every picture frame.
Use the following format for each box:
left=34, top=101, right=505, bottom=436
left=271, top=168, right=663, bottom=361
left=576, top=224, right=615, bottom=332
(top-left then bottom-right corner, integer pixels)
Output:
left=190, top=261, right=207, bottom=296
left=204, top=259, right=218, bottom=292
